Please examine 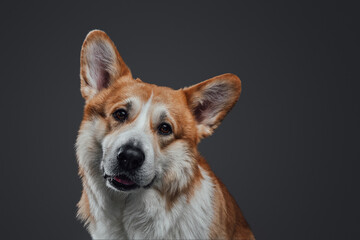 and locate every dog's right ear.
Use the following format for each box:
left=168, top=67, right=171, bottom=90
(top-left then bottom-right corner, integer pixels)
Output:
left=80, top=30, right=131, bottom=100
